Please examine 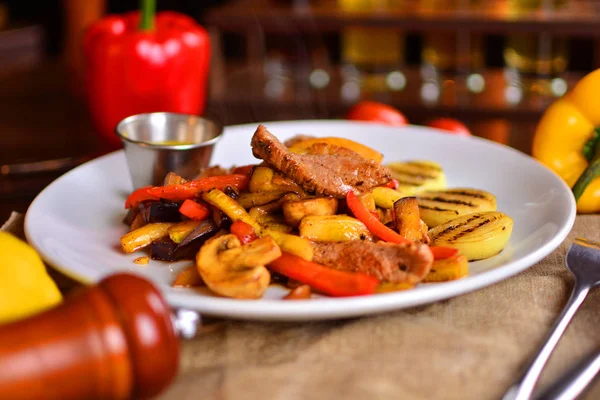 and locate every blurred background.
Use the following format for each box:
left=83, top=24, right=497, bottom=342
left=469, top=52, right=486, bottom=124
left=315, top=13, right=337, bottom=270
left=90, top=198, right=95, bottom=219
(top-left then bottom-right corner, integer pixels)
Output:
left=0, top=0, right=597, bottom=219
